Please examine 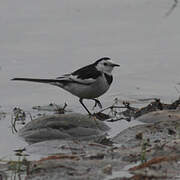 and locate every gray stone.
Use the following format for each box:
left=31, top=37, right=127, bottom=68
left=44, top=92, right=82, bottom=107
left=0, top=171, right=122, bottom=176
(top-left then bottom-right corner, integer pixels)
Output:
left=113, top=111, right=180, bottom=148
left=26, top=156, right=128, bottom=180
left=137, top=109, right=180, bottom=123
left=19, top=113, right=110, bottom=143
